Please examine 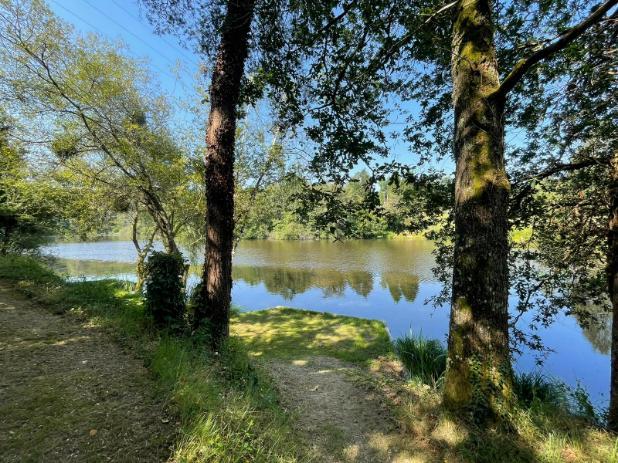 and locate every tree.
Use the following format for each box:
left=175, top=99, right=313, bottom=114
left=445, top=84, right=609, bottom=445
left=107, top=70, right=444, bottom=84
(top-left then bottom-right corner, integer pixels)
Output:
left=0, top=0, right=201, bottom=263
left=233, top=124, right=287, bottom=246
left=142, top=0, right=256, bottom=344
left=0, top=127, right=60, bottom=253
left=423, top=0, right=617, bottom=419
